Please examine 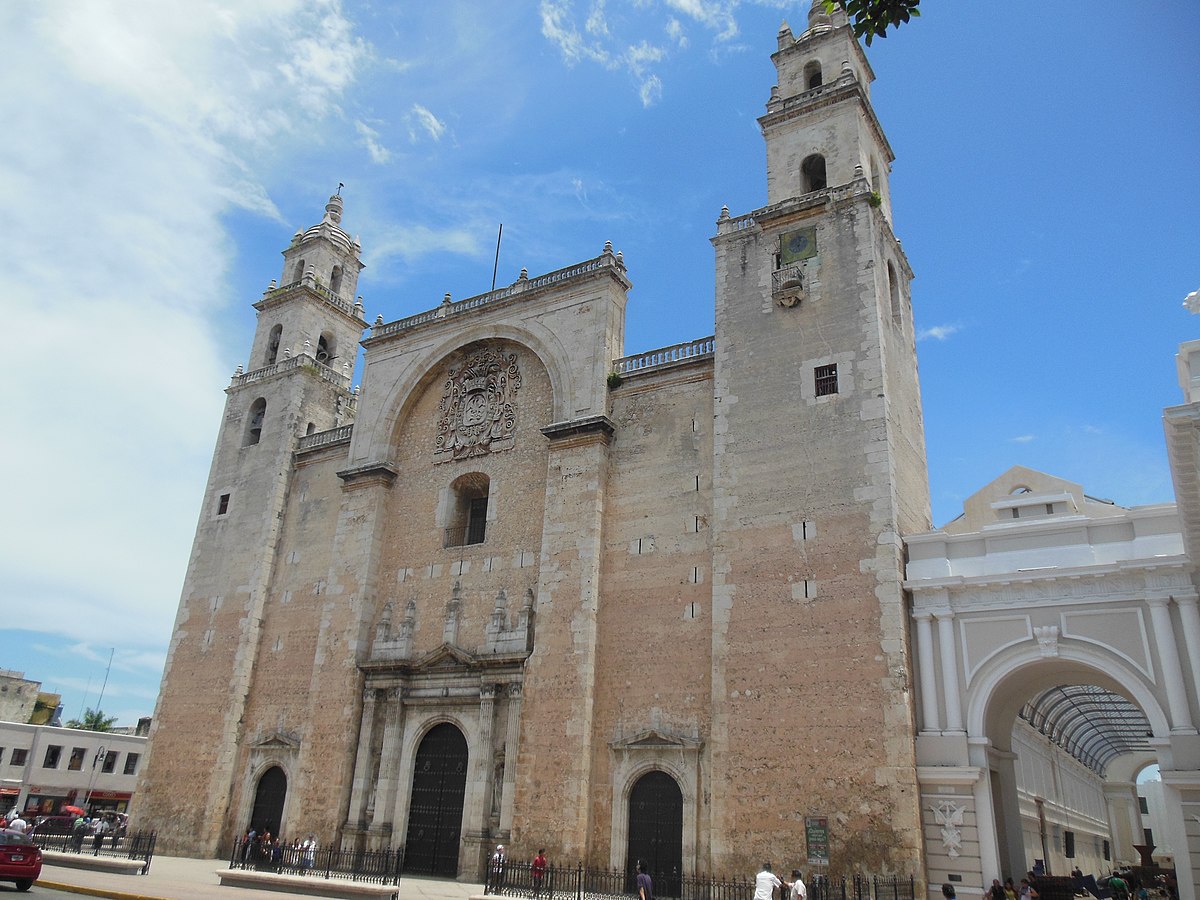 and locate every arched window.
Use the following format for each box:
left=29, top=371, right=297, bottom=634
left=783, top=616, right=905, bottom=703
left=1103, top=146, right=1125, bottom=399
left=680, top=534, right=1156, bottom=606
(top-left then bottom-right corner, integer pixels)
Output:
left=245, top=398, right=266, bottom=446
left=803, top=61, right=822, bottom=90
left=445, top=473, right=490, bottom=547
left=316, top=333, right=334, bottom=365
left=330, top=265, right=343, bottom=296
left=266, top=324, right=282, bottom=366
left=888, top=261, right=902, bottom=322
left=801, top=154, right=827, bottom=193
left=294, top=257, right=306, bottom=283
left=305, top=422, right=316, bottom=436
